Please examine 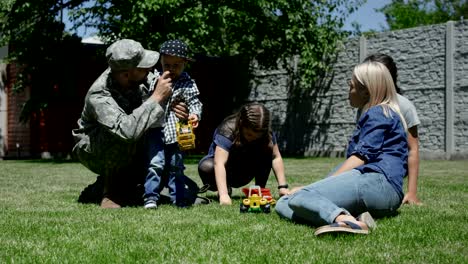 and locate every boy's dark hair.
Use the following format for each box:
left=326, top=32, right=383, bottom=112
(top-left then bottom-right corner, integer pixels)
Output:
left=364, top=53, right=401, bottom=94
